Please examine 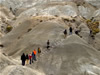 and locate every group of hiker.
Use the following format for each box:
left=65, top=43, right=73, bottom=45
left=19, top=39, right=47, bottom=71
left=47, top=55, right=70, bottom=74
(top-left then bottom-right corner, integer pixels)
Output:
left=21, top=40, right=51, bottom=66
left=63, top=26, right=96, bottom=40
left=21, top=25, right=95, bottom=66
left=21, top=26, right=80, bottom=66
left=63, top=27, right=72, bottom=38
left=63, top=26, right=81, bottom=38
left=46, top=27, right=80, bottom=50
left=21, top=47, right=41, bottom=66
